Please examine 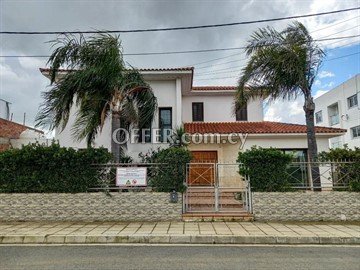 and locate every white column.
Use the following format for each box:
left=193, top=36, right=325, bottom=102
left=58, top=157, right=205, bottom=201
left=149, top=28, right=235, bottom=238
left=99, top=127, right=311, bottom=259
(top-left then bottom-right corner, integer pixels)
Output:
left=175, top=78, right=182, bottom=127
